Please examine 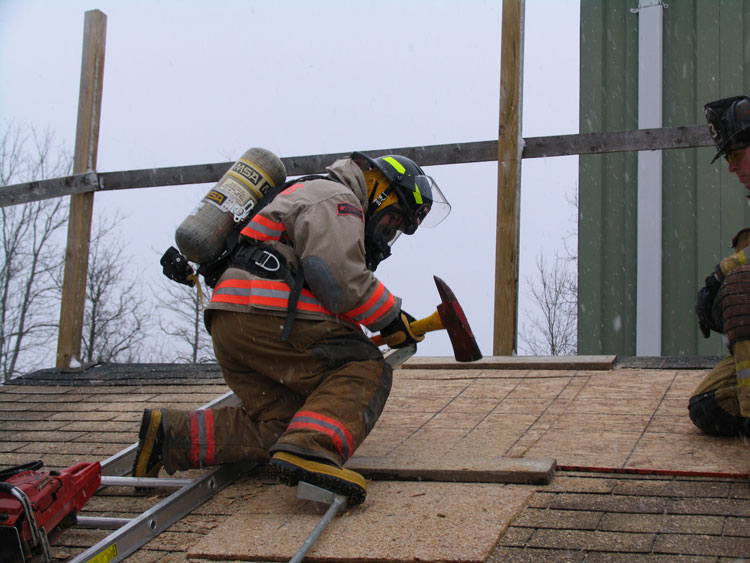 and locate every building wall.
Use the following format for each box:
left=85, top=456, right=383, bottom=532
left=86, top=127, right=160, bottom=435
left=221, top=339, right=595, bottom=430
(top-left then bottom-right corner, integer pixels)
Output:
left=578, top=0, right=750, bottom=355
